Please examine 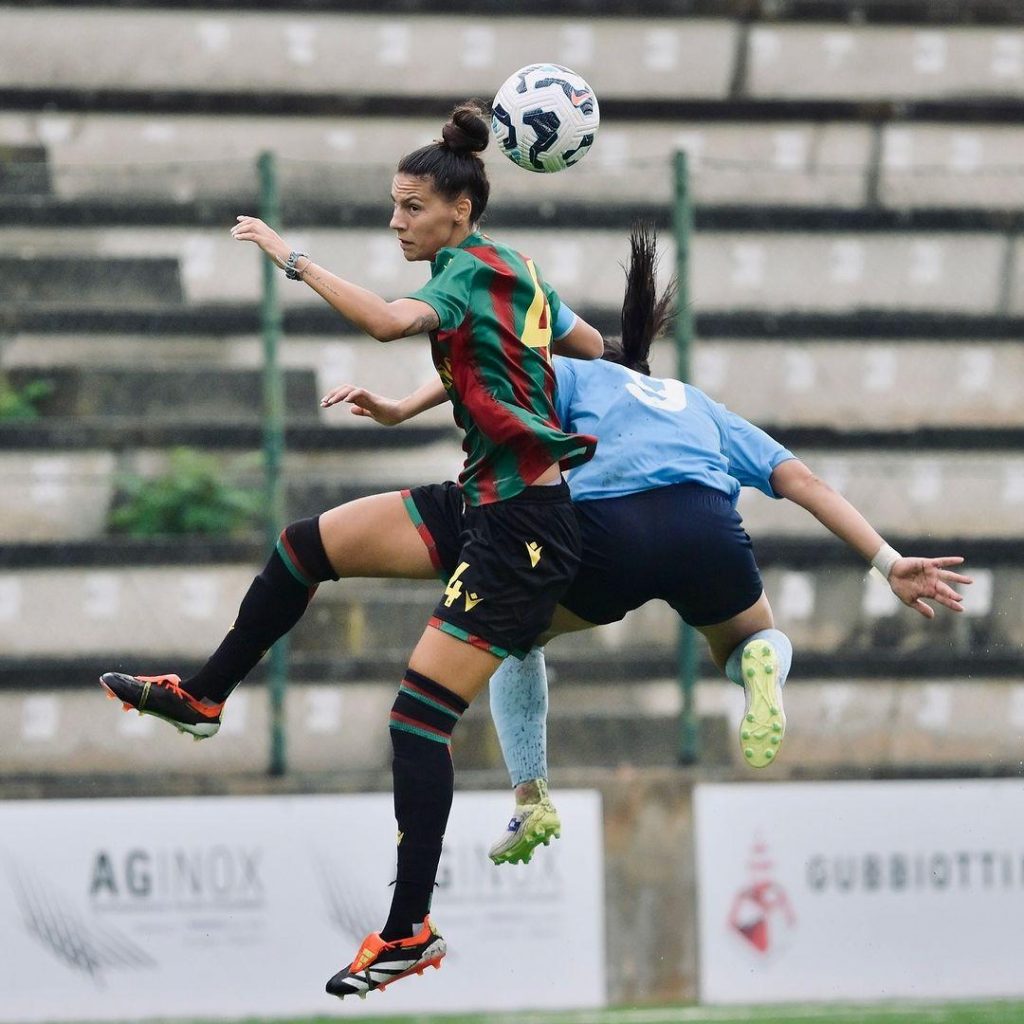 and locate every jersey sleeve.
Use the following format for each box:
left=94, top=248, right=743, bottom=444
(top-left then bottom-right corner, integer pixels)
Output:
left=718, top=406, right=797, bottom=498
left=552, top=356, right=579, bottom=430
left=551, top=299, right=578, bottom=341
left=405, top=248, right=478, bottom=330
left=540, top=276, right=578, bottom=341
